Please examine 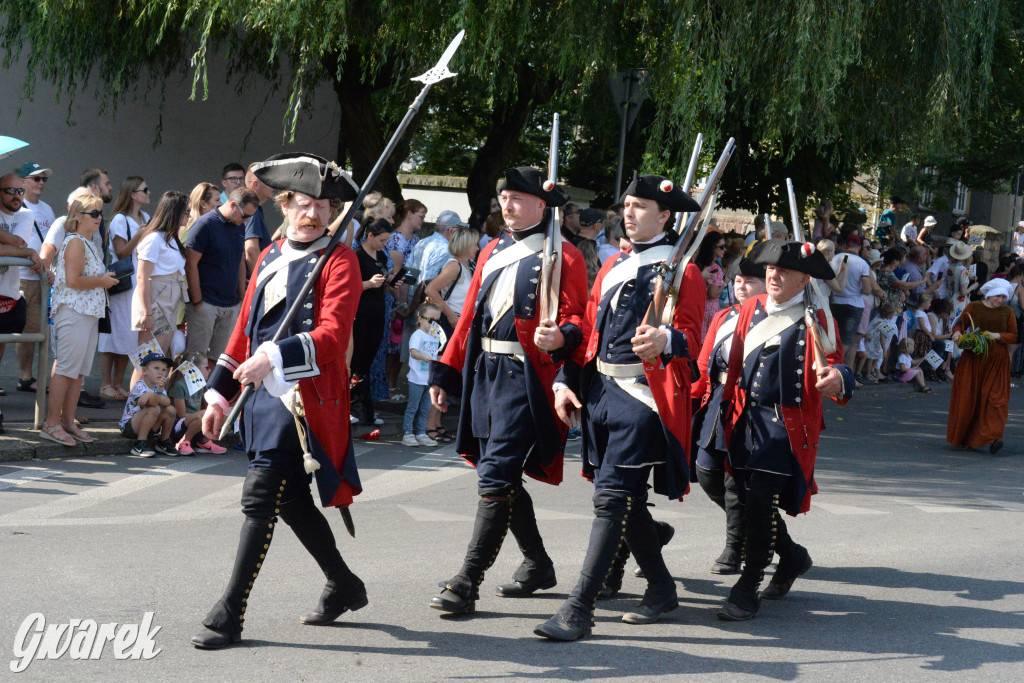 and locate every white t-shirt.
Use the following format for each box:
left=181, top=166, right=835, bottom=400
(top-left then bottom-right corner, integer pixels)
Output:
left=900, top=222, right=918, bottom=244
left=108, top=213, right=149, bottom=286
left=914, top=308, right=932, bottom=334
left=23, top=199, right=55, bottom=233
left=830, top=252, right=870, bottom=306
left=137, top=231, right=186, bottom=276
left=927, top=255, right=950, bottom=299
left=897, top=353, right=913, bottom=371
left=0, top=207, right=42, bottom=280
left=1013, top=231, right=1024, bottom=256
left=407, top=328, right=440, bottom=386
